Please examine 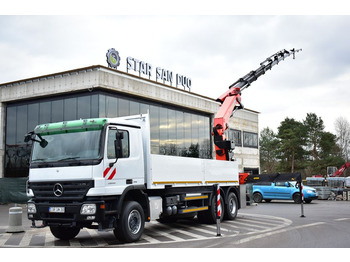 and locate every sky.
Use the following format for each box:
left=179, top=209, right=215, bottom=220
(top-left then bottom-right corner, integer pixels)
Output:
left=1, top=2, right=350, bottom=135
